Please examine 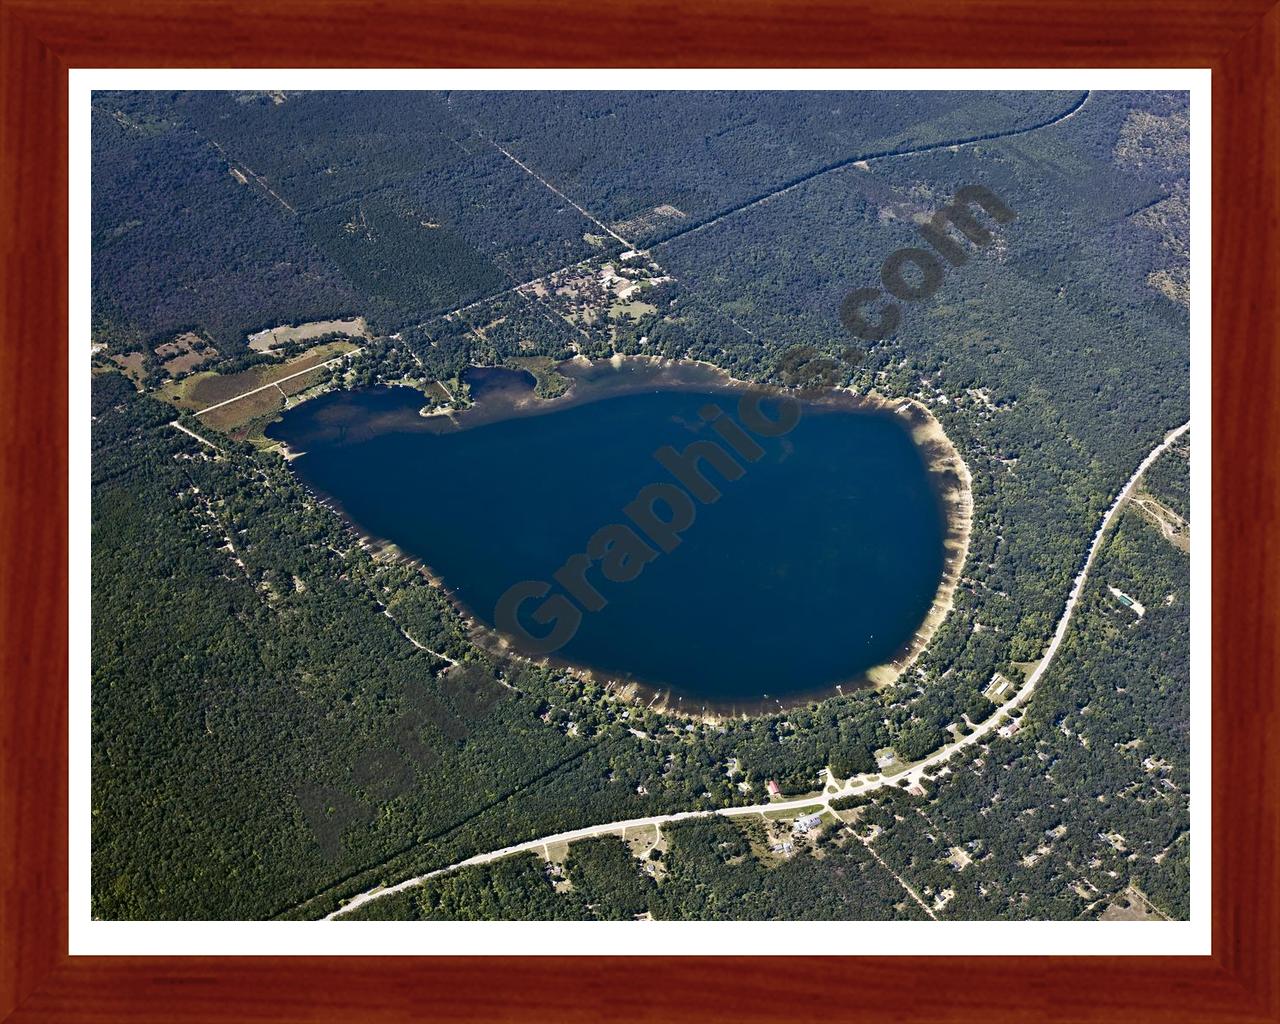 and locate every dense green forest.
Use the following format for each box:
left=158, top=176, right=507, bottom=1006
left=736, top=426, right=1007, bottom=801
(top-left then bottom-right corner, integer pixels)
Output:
left=91, top=90, right=1191, bottom=921
left=89, top=90, right=1103, bottom=350
left=92, top=90, right=605, bottom=347
left=91, top=103, right=363, bottom=351
left=444, top=91, right=1087, bottom=245
left=1144, top=431, right=1192, bottom=520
